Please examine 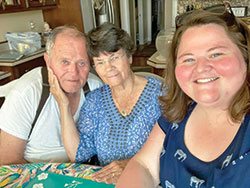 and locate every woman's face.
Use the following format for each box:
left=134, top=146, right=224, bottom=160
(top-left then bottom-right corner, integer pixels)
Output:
left=175, top=24, right=246, bottom=109
left=93, top=49, right=132, bottom=87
